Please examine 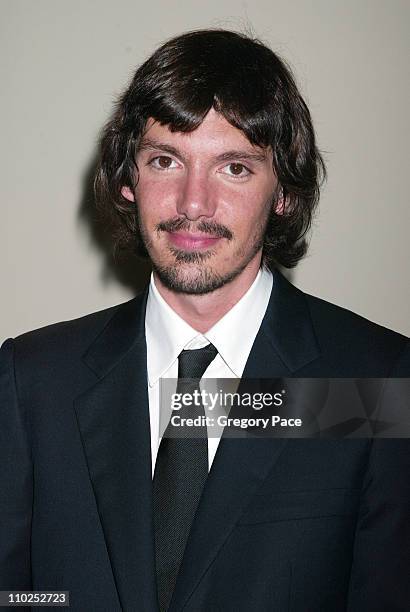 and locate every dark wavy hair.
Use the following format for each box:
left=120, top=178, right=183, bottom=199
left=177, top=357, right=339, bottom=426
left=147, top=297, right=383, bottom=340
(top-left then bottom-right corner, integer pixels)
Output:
left=94, top=28, right=326, bottom=268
